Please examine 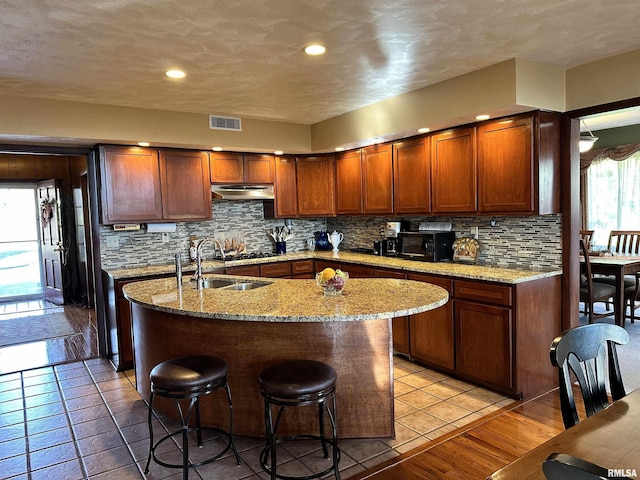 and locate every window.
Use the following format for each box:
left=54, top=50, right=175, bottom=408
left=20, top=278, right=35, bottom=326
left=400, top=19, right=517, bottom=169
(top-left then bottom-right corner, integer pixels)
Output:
left=586, top=153, right=640, bottom=248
